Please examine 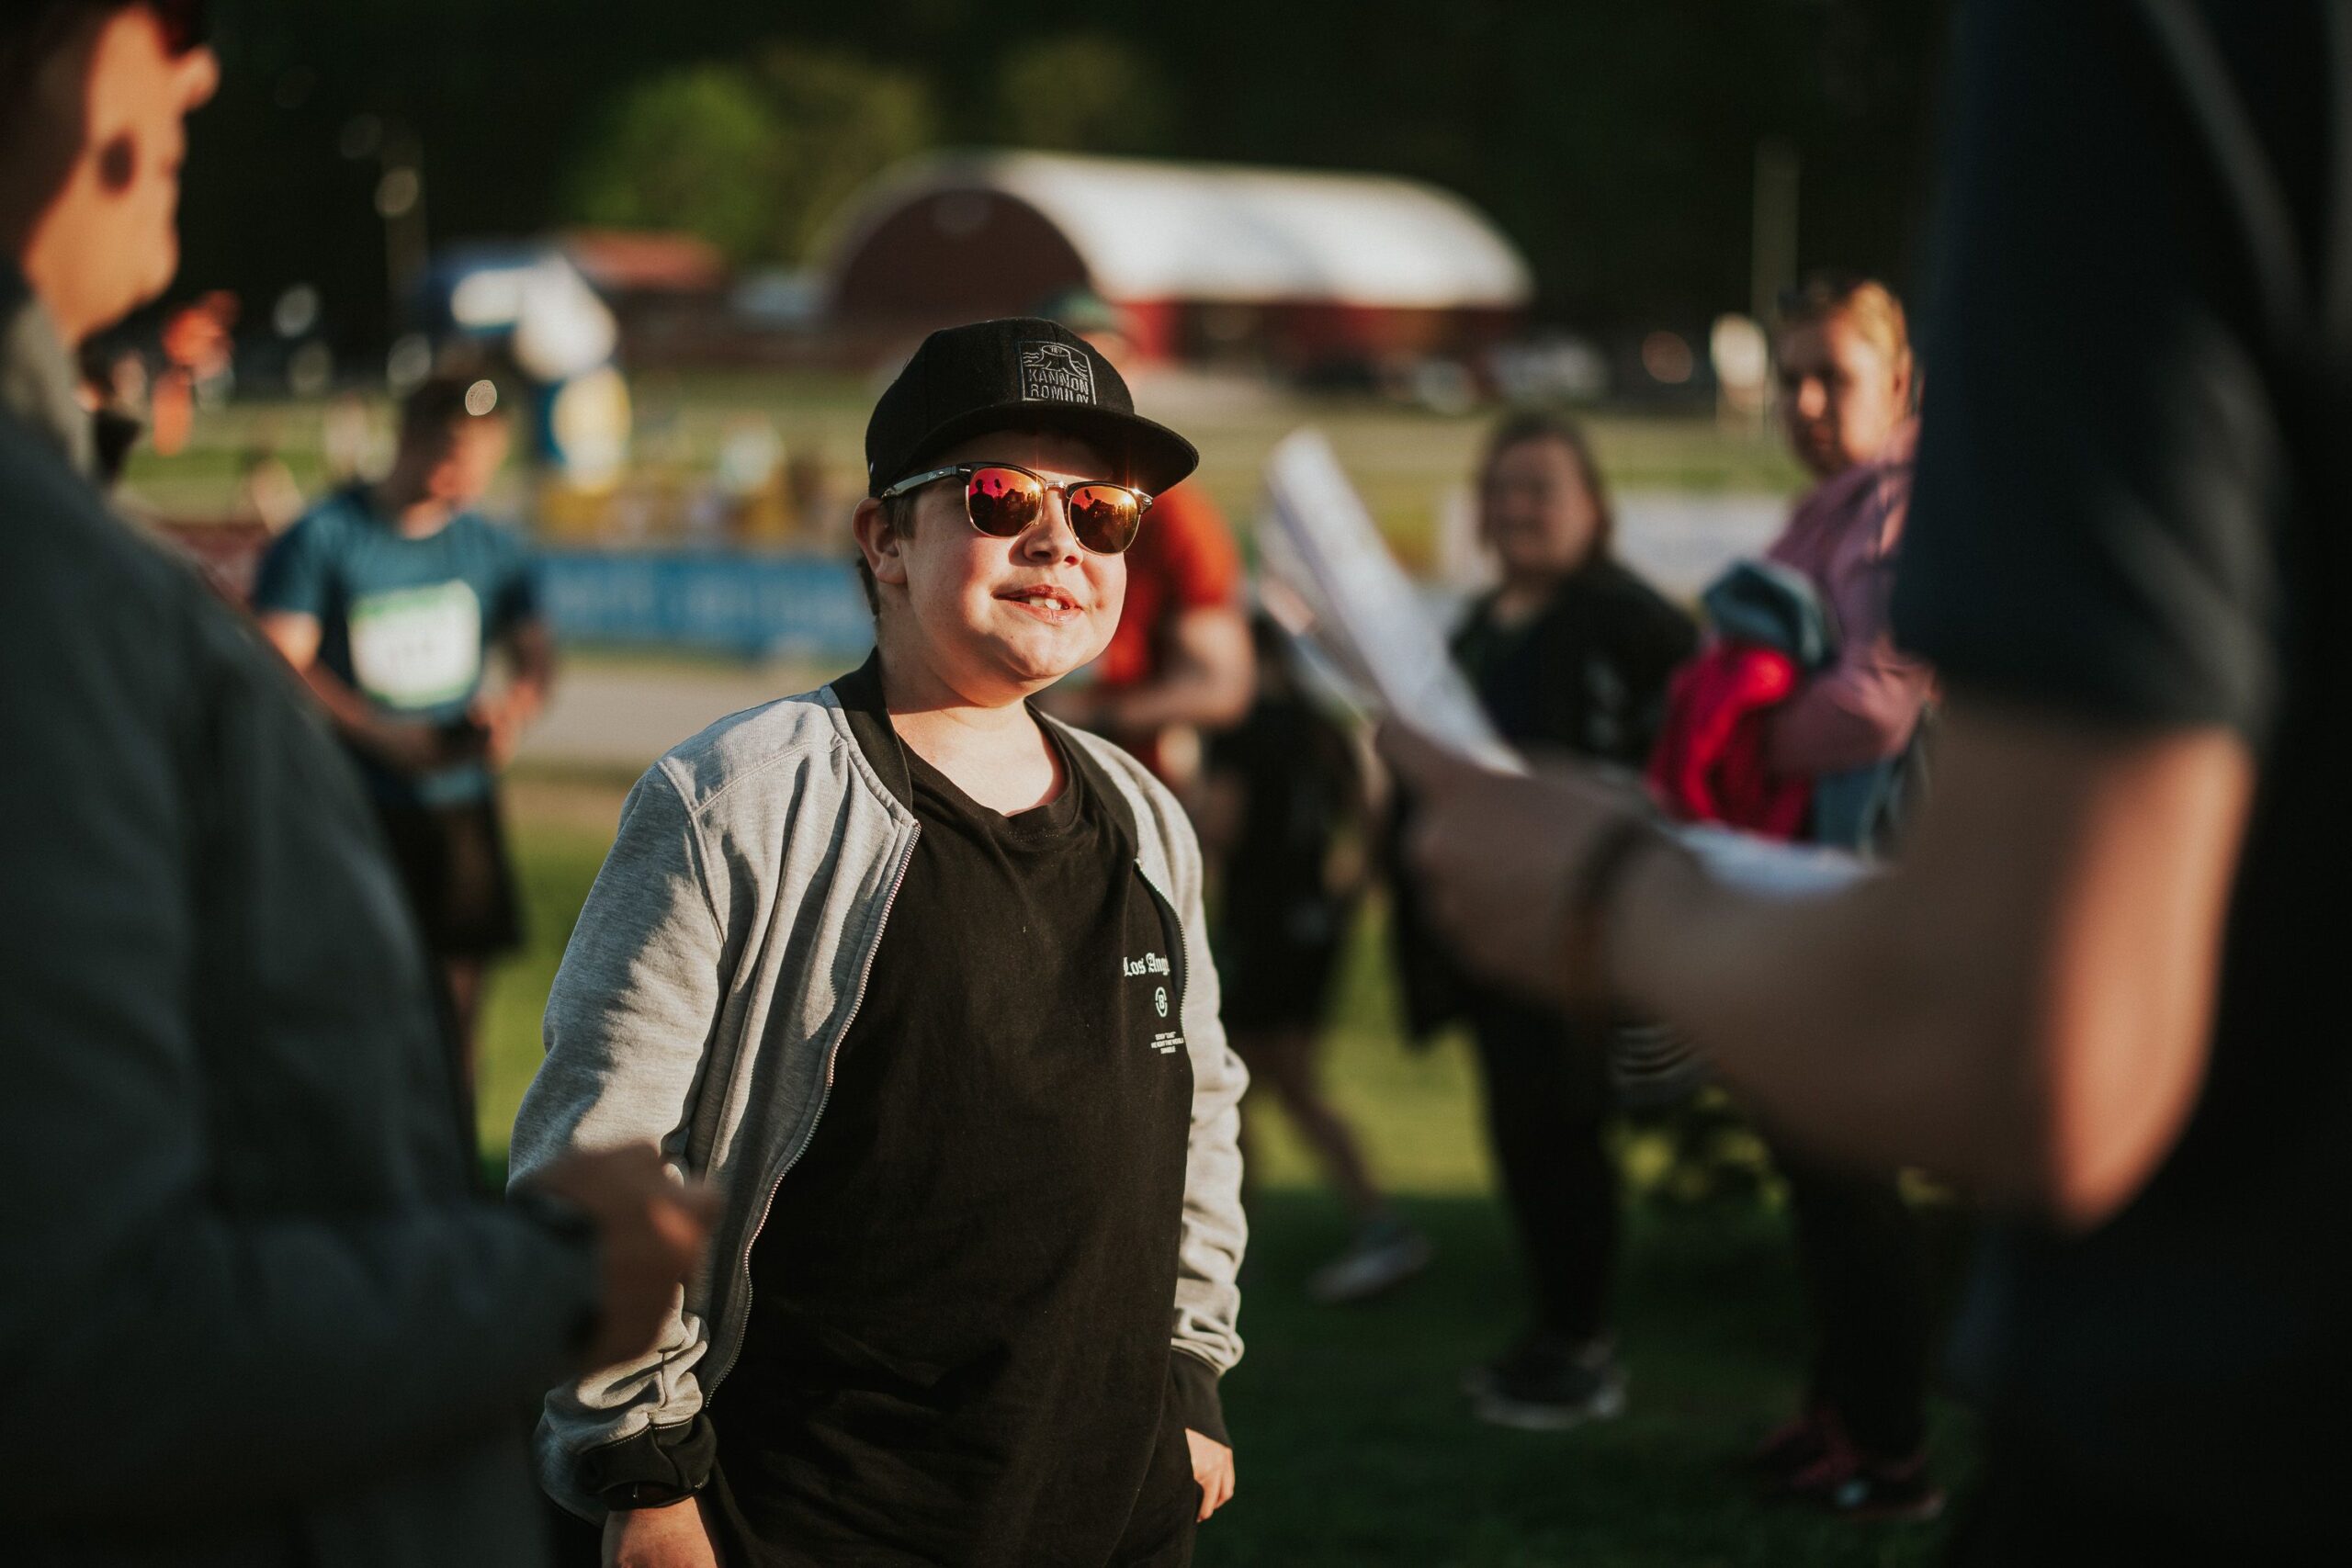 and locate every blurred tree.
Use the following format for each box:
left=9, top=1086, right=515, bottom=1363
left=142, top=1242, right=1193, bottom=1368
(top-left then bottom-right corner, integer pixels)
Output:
left=755, top=47, right=937, bottom=261
left=987, top=34, right=1170, bottom=155
left=561, top=49, right=933, bottom=266
left=564, top=64, right=783, bottom=263
left=175, top=0, right=1951, bottom=352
